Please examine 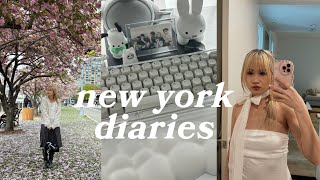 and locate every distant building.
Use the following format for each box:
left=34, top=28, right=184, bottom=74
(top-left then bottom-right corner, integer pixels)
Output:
left=77, top=56, right=102, bottom=89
